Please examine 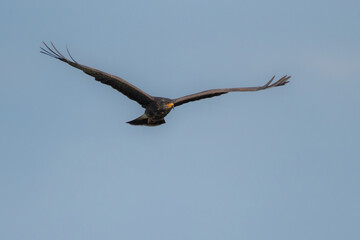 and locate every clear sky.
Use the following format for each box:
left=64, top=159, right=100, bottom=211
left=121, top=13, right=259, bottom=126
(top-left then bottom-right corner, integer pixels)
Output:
left=1, top=0, right=359, bottom=239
